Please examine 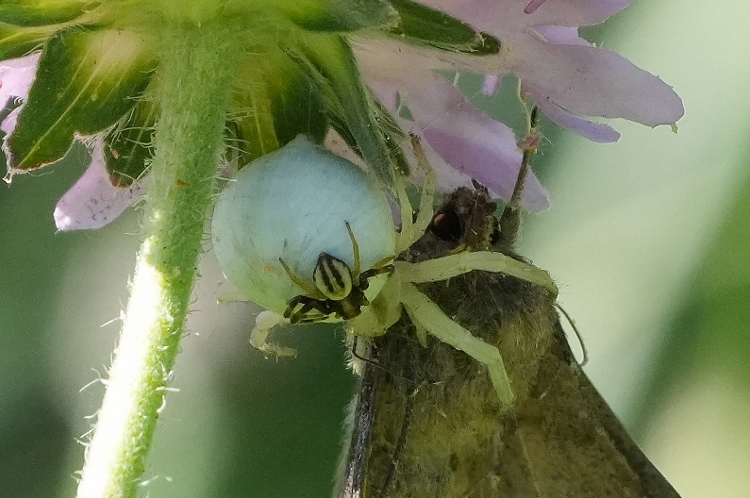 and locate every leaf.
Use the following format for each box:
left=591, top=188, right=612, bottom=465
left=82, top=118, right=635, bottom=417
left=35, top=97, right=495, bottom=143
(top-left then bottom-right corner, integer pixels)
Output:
left=280, top=0, right=398, bottom=33
left=229, top=47, right=329, bottom=166
left=267, top=62, right=328, bottom=146
left=289, top=33, right=403, bottom=183
left=0, top=22, right=55, bottom=60
left=229, top=81, right=280, bottom=165
left=0, top=0, right=87, bottom=26
left=5, top=27, right=157, bottom=172
left=387, top=0, right=500, bottom=55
